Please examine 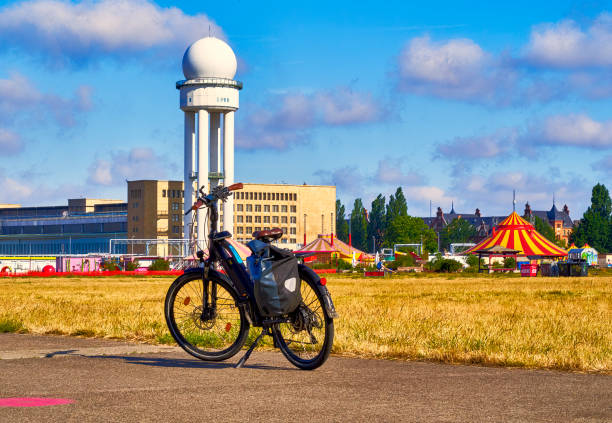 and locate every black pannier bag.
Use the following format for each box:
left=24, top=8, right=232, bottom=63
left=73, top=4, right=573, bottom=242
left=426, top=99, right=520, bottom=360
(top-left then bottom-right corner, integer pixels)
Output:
left=246, top=240, right=301, bottom=316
